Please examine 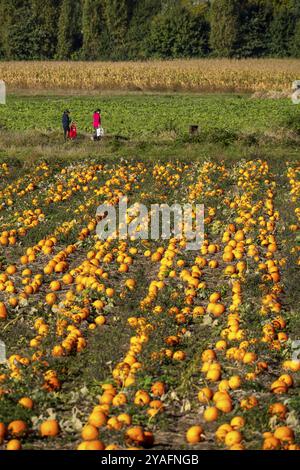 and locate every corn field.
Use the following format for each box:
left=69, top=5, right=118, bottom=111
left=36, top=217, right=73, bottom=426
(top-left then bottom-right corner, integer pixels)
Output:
left=1, top=59, right=300, bottom=93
